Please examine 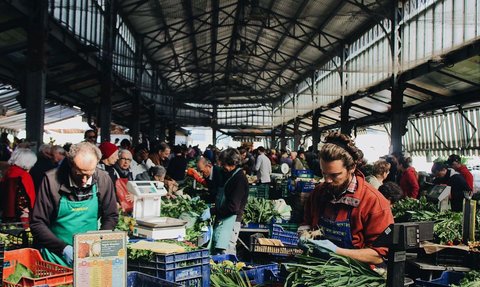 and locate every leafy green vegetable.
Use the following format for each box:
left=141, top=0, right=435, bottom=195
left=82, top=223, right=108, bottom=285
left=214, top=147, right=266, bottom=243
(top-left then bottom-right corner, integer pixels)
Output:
left=433, top=211, right=463, bottom=244
left=161, top=196, right=209, bottom=242
left=115, top=211, right=136, bottom=234
left=210, top=265, right=253, bottom=287
left=127, top=247, right=154, bottom=261
left=452, top=270, right=480, bottom=287
left=242, top=198, right=281, bottom=225
left=284, top=252, right=386, bottom=287
left=392, top=196, right=438, bottom=222
left=6, top=262, right=35, bottom=284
